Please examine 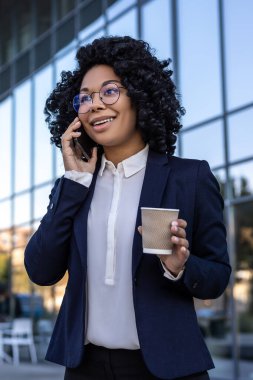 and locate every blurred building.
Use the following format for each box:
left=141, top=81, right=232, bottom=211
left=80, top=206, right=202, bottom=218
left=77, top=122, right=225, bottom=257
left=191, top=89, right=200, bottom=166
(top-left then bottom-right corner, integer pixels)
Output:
left=0, top=0, right=252, bottom=379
